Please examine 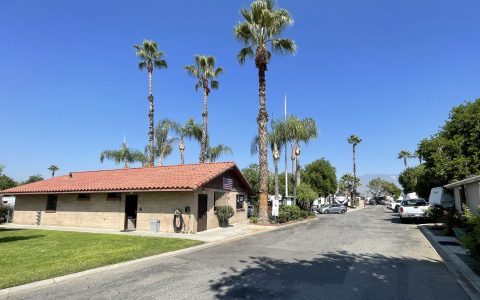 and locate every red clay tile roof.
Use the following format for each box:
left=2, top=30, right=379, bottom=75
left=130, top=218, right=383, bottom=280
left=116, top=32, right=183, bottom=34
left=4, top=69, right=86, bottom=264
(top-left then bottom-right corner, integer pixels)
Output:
left=1, top=162, right=252, bottom=195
